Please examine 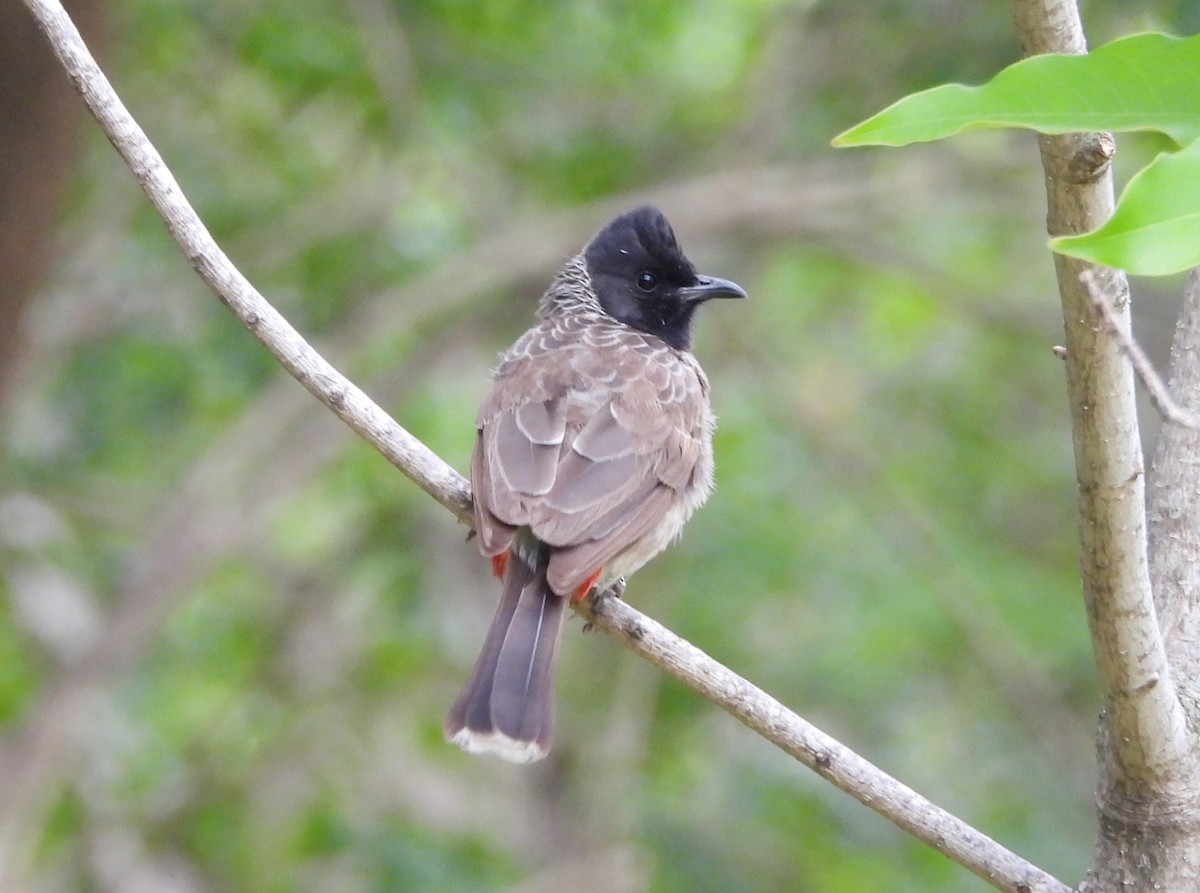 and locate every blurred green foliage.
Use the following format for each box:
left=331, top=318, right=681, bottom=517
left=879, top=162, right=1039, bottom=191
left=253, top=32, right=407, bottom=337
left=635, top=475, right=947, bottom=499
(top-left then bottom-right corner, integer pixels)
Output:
left=836, top=31, right=1200, bottom=275
left=2, top=1, right=1193, bottom=891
